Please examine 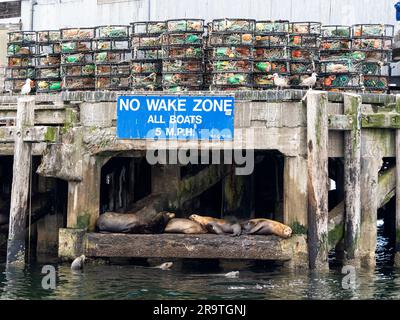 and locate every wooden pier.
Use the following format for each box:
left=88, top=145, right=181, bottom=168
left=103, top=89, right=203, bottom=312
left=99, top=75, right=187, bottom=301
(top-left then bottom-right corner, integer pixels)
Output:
left=0, top=90, right=400, bottom=269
